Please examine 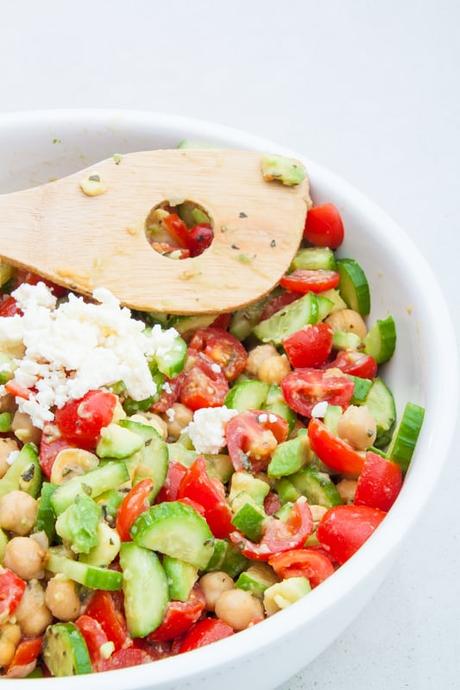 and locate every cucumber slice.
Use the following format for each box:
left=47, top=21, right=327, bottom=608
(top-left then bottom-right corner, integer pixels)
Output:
left=120, top=542, right=169, bottom=637
left=204, top=539, right=248, bottom=577
left=263, top=384, right=296, bottom=433
left=364, top=378, right=397, bottom=448
left=163, top=555, right=198, bottom=602
left=317, top=295, right=334, bottom=321
left=96, top=489, right=123, bottom=525
left=364, top=315, right=396, bottom=364
left=36, top=482, right=57, bottom=542
left=43, top=623, right=92, bottom=676
left=51, top=461, right=129, bottom=515
left=291, top=247, right=336, bottom=271
left=119, top=419, right=158, bottom=442
left=349, top=376, right=373, bottom=404
left=225, top=380, right=269, bottom=412
left=96, top=423, right=144, bottom=459
left=231, top=502, right=266, bottom=541
left=275, top=478, right=301, bottom=504
left=323, top=405, right=342, bottom=435
left=337, top=258, right=371, bottom=316
left=128, top=432, right=168, bottom=499
left=318, top=289, right=347, bottom=314
left=177, top=139, right=214, bottom=149
left=387, top=402, right=425, bottom=471
left=131, top=501, right=214, bottom=569
left=0, top=412, right=12, bottom=432
left=0, top=443, right=41, bottom=499
left=169, top=314, right=216, bottom=336
left=236, top=563, right=278, bottom=598
left=332, top=330, right=361, bottom=350
left=253, top=293, right=319, bottom=345
left=47, top=552, right=123, bottom=590
left=155, top=335, right=187, bottom=378
left=290, top=466, right=342, bottom=507
left=230, top=298, right=269, bottom=341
